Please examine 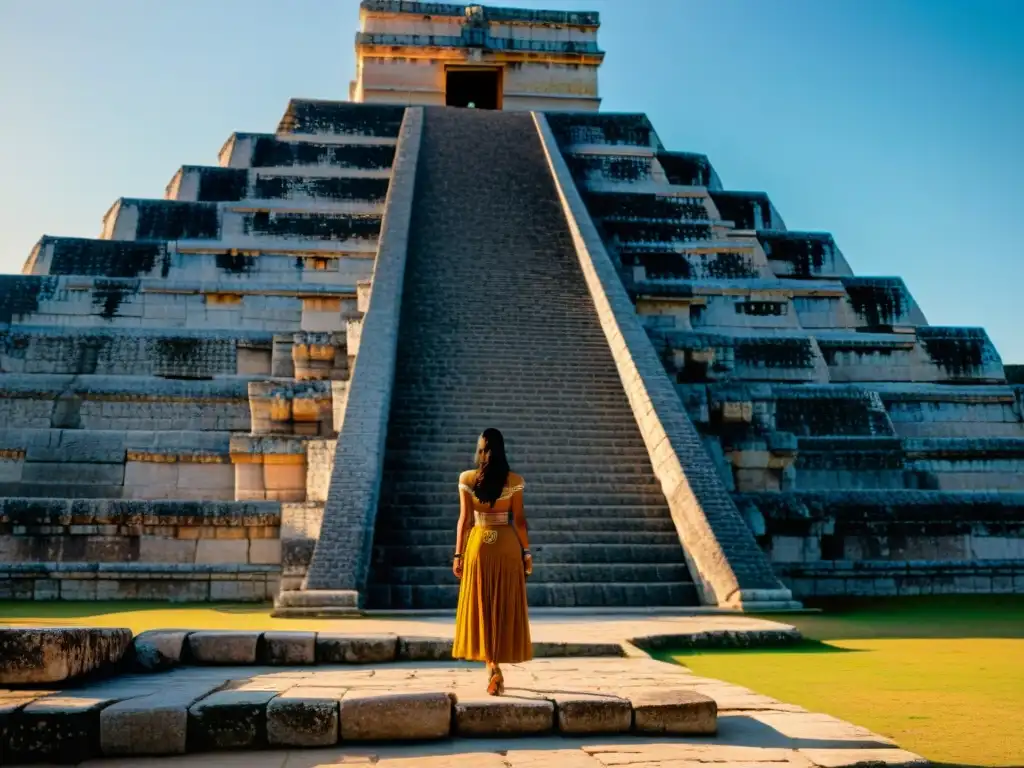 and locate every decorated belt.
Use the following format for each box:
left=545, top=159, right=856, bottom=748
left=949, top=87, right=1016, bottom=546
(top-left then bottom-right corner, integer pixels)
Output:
left=474, top=511, right=509, bottom=527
